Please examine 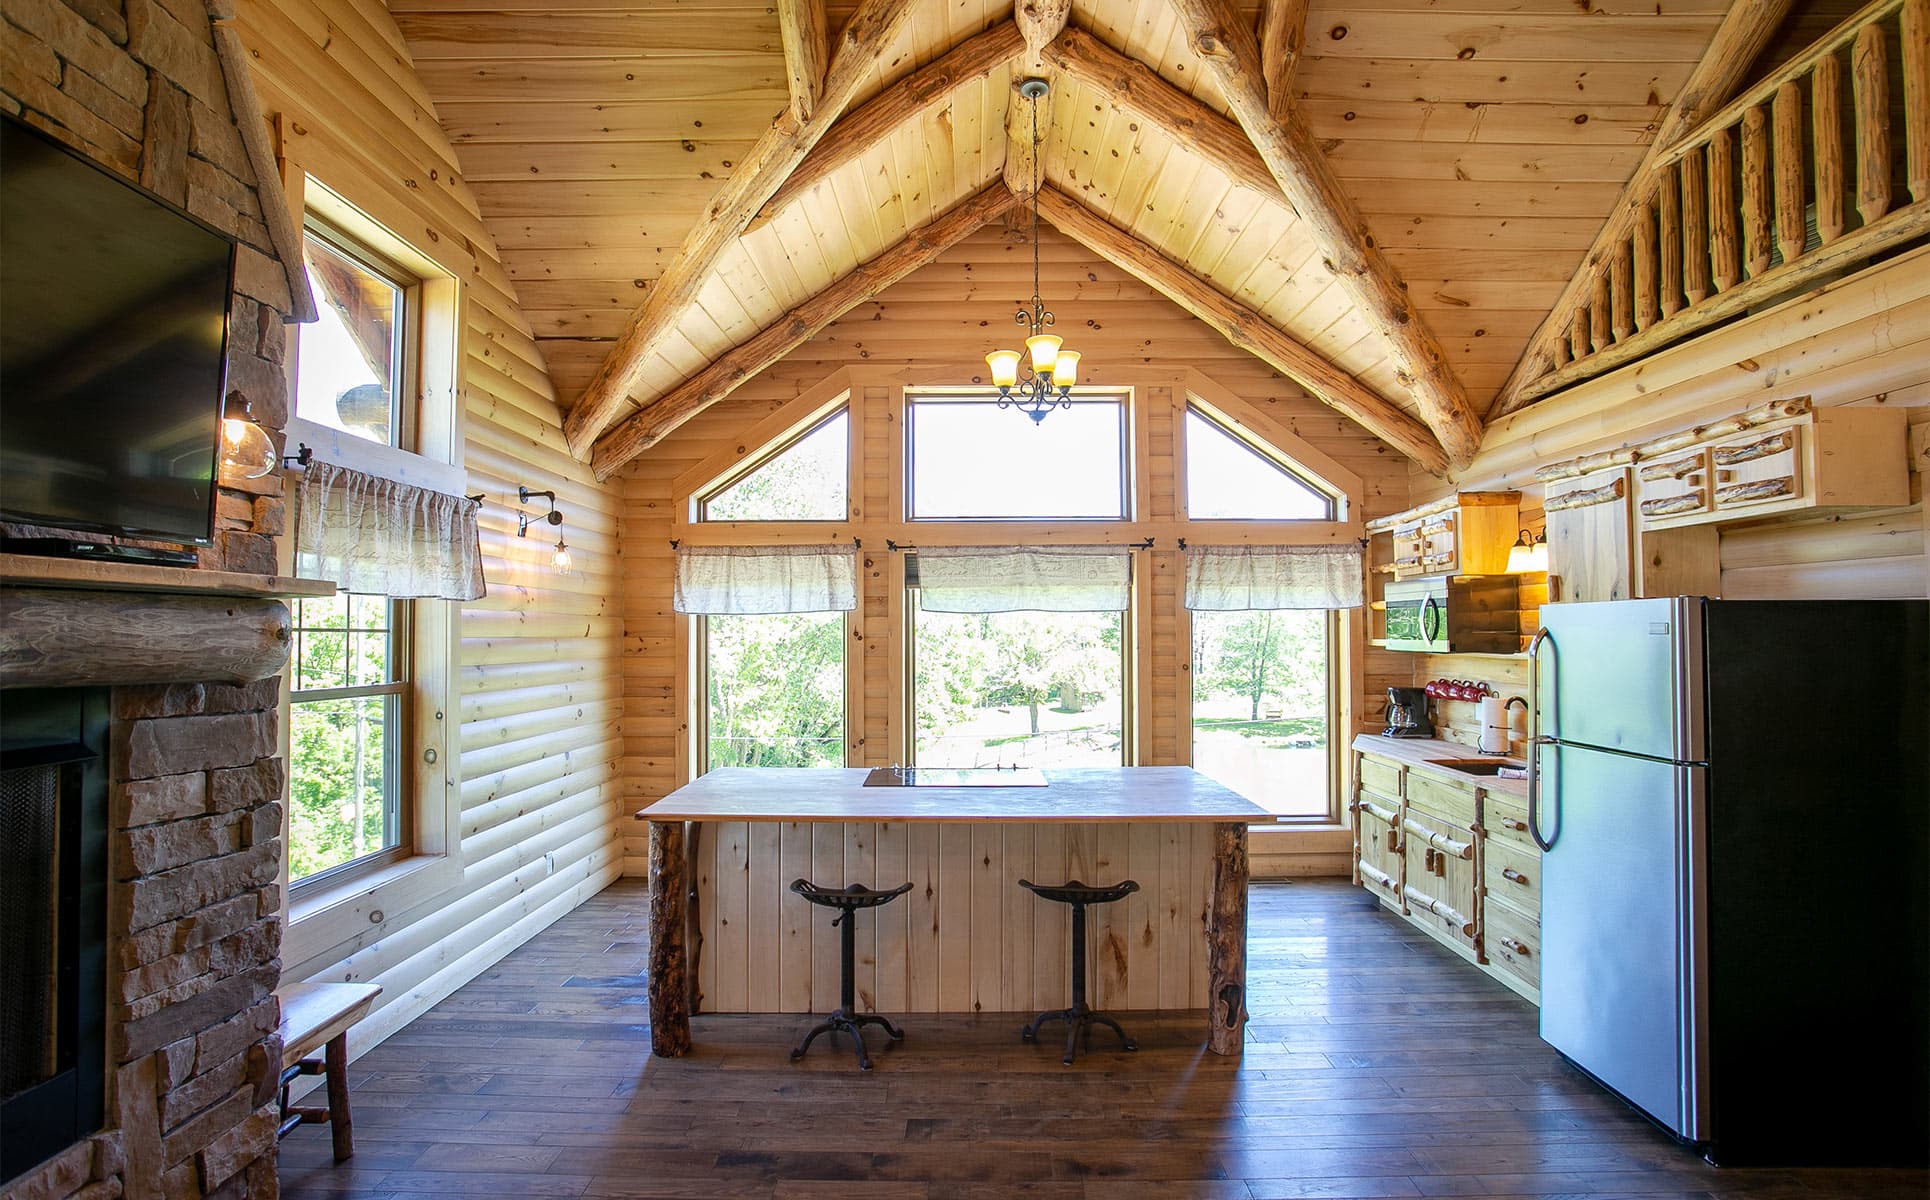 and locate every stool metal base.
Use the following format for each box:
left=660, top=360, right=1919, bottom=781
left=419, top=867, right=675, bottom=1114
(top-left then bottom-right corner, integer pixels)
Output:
left=1022, top=1002, right=1136, bottom=1066
left=791, top=1008, right=903, bottom=1071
